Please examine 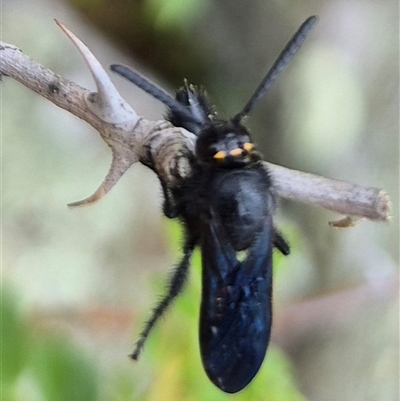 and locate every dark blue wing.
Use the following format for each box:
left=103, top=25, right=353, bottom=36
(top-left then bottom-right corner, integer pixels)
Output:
left=199, top=211, right=274, bottom=393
